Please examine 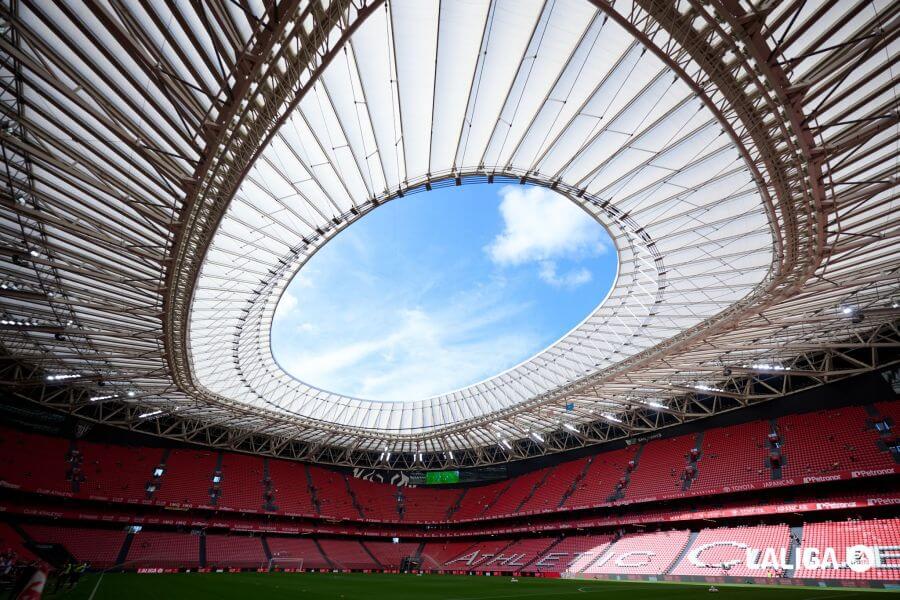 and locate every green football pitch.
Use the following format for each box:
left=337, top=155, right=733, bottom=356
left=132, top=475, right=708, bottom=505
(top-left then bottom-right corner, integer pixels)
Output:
left=44, top=572, right=895, bottom=600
